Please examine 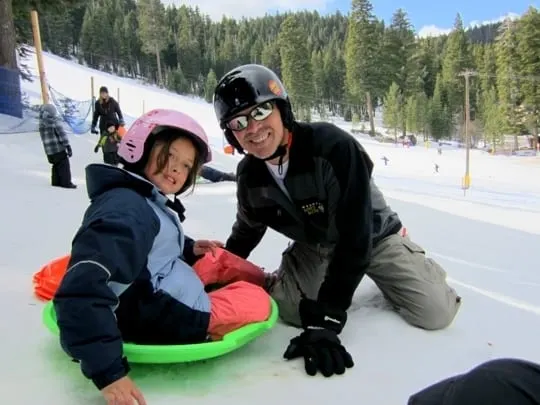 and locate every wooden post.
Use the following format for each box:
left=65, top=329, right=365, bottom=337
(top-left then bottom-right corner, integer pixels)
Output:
left=90, top=76, right=95, bottom=114
left=30, top=10, right=49, bottom=104
left=117, top=87, right=120, bottom=103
